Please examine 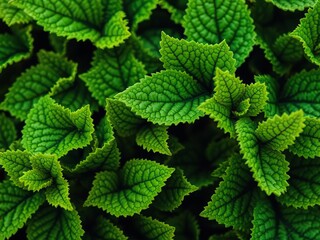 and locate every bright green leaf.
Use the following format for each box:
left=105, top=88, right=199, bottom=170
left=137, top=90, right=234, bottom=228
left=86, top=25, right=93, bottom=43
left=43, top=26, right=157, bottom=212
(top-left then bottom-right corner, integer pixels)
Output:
left=136, top=124, right=171, bottom=155
left=266, top=0, right=316, bottom=11
left=160, top=33, right=236, bottom=90
left=22, top=96, right=94, bottom=157
left=153, top=168, right=198, bottom=211
left=0, top=0, right=32, bottom=25
left=0, top=113, right=16, bottom=150
left=0, top=181, right=45, bottom=240
left=116, top=70, right=209, bottom=125
left=19, top=169, right=52, bottom=192
left=183, top=0, right=256, bottom=66
left=233, top=98, right=251, bottom=117
left=85, top=159, right=174, bottom=217
left=255, top=110, right=305, bottom=151
left=27, top=206, right=84, bottom=240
